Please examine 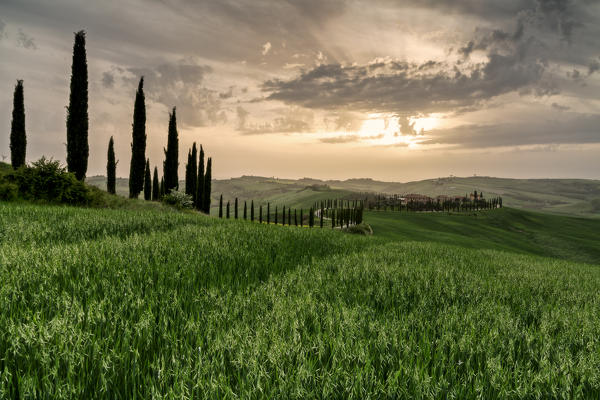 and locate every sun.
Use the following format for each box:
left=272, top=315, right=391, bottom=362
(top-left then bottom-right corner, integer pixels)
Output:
left=354, top=113, right=442, bottom=146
